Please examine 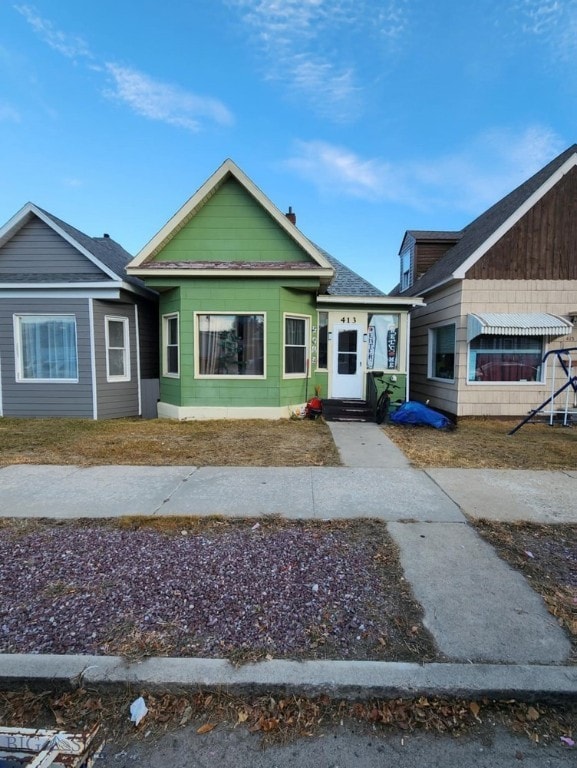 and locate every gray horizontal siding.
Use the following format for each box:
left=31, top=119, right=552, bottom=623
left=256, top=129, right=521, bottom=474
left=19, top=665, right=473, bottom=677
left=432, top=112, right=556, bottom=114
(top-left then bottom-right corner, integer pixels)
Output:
left=0, top=217, right=105, bottom=278
left=0, top=298, right=94, bottom=417
left=92, top=300, right=140, bottom=419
